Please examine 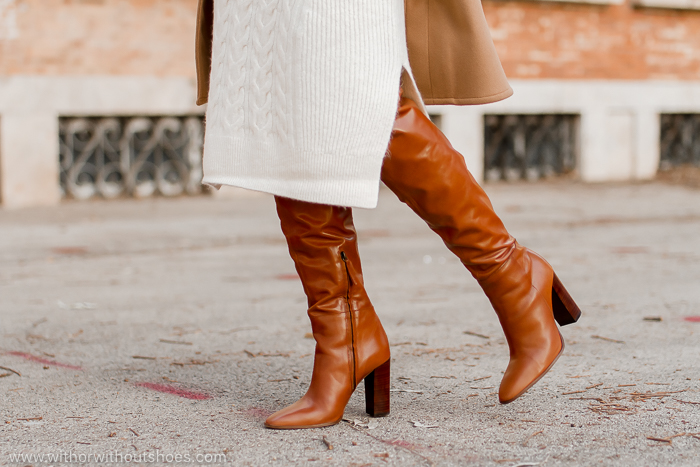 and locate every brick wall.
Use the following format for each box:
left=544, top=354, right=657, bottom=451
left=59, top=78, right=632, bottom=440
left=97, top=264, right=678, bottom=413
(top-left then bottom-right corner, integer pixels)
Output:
left=2, top=0, right=700, bottom=81
left=0, top=0, right=197, bottom=77
left=484, top=0, right=700, bottom=80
